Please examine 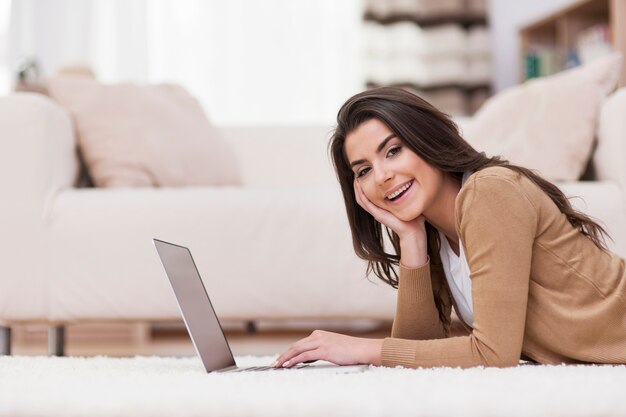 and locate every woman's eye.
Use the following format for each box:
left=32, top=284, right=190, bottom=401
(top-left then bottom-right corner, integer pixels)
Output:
left=387, top=146, right=401, bottom=157
left=357, top=167, right=370, bottom=178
